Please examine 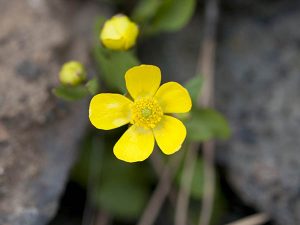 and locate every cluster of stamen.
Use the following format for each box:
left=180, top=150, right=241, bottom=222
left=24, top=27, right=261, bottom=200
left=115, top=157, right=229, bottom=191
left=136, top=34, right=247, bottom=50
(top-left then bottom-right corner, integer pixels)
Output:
left=131, top=97, right=163, bottom=129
